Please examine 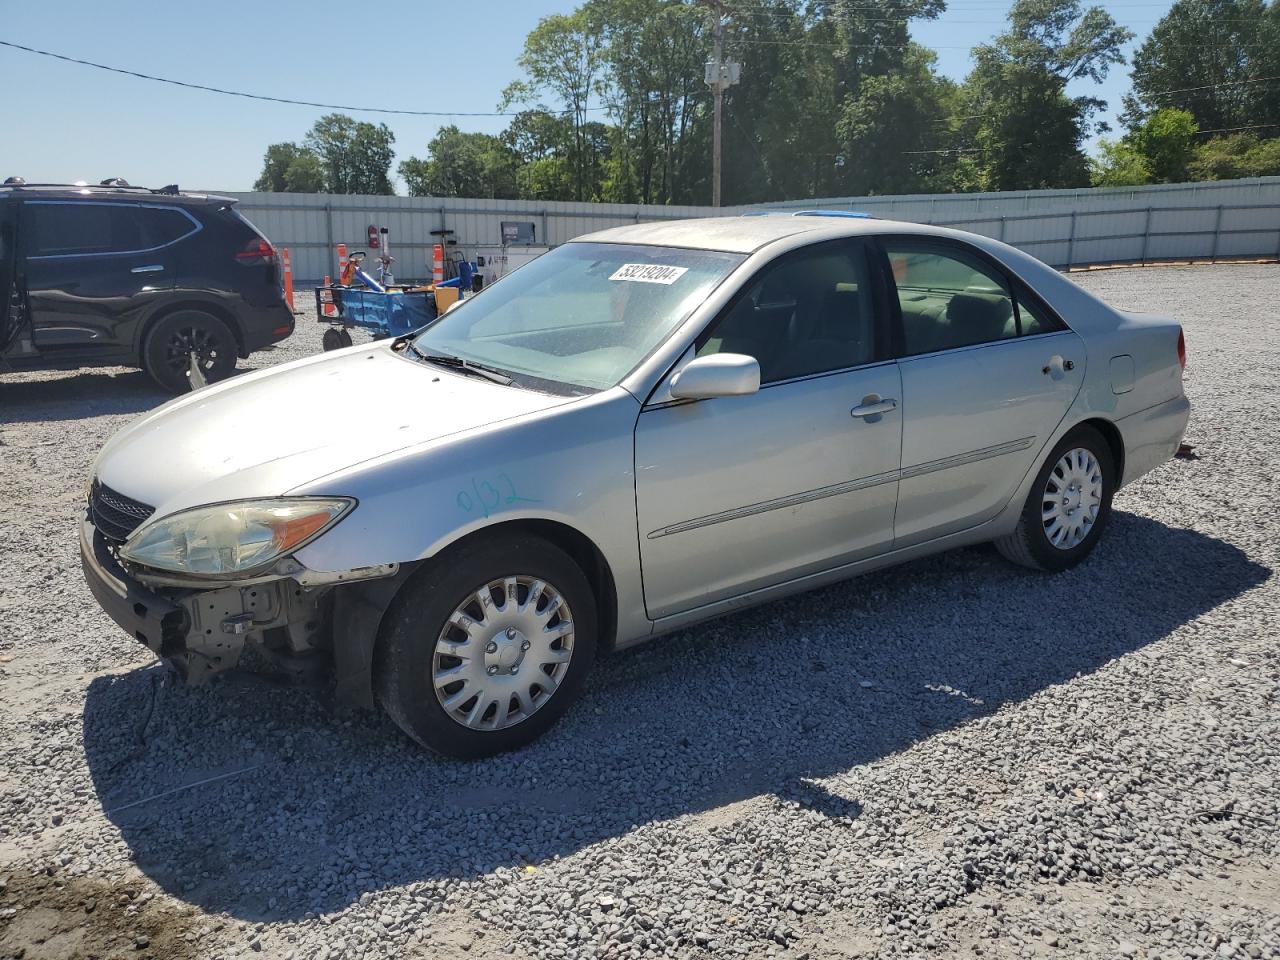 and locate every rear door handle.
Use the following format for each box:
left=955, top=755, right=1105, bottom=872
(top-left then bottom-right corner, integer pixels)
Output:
left=1042, top=355, right=1075, bottom=375
left=131, top=264, right=164, bottom=274
left=851, top=396, right=897, bottom=419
